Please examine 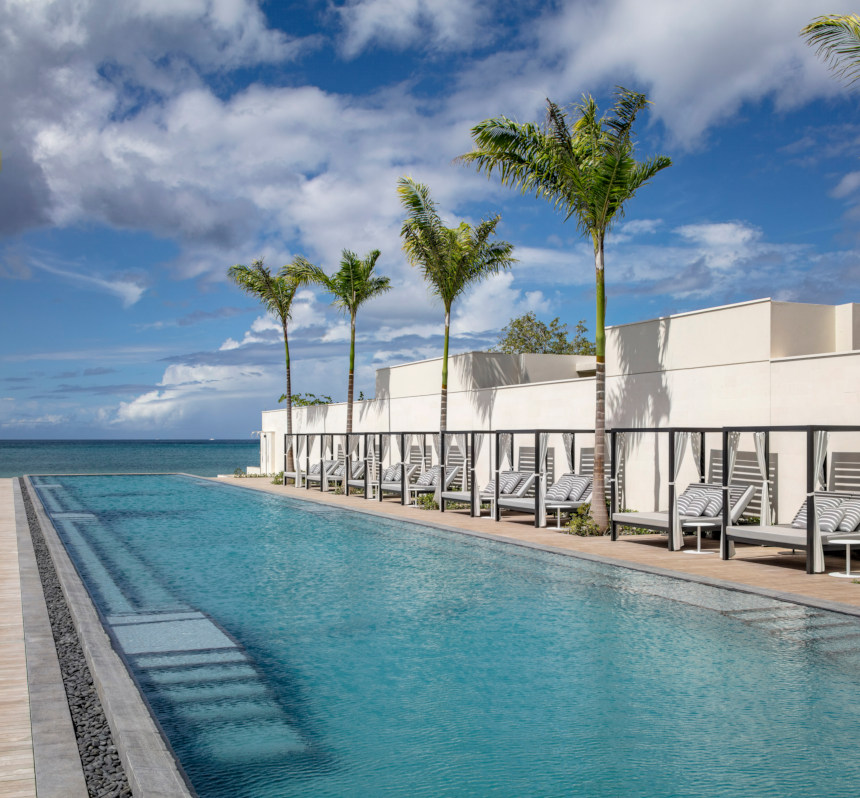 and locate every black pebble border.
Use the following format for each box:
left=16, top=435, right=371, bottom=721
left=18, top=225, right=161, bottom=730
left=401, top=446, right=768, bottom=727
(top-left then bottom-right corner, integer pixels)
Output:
left=20, top=479, right=133, bottom=798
